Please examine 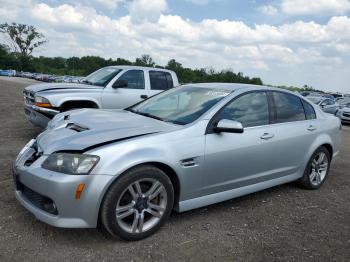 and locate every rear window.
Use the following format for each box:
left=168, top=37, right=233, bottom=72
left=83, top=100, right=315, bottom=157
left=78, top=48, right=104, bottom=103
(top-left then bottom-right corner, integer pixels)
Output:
left=150, top=71, right=174, bottom=90
left=272, top=92, right=306, bottom=123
